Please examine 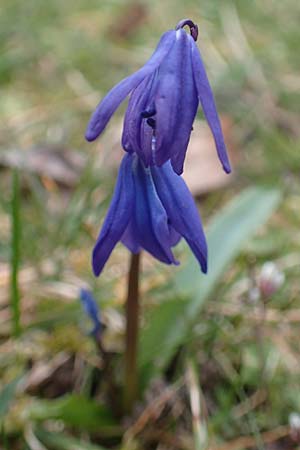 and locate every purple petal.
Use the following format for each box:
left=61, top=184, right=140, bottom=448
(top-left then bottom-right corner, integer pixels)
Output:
left=92, top=154, right=134, bottom=276
left=169, top=226, right=181, bottom=247
left=191, top=36, right=231, bottom=174
left=132, top=159, right=178, bottom=265
left=151, top=162, right=207, bottom=273
left=121, top=219, right=141, bottom=254
left=168, top=33, right=199, bottom=175
left=122, top=71, right=158, bottom=164
left=85, top=30, right=176, bottom=142
left=154, top=30, right=186, bottom=165
left=121, top=75, right=150, bottom=155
